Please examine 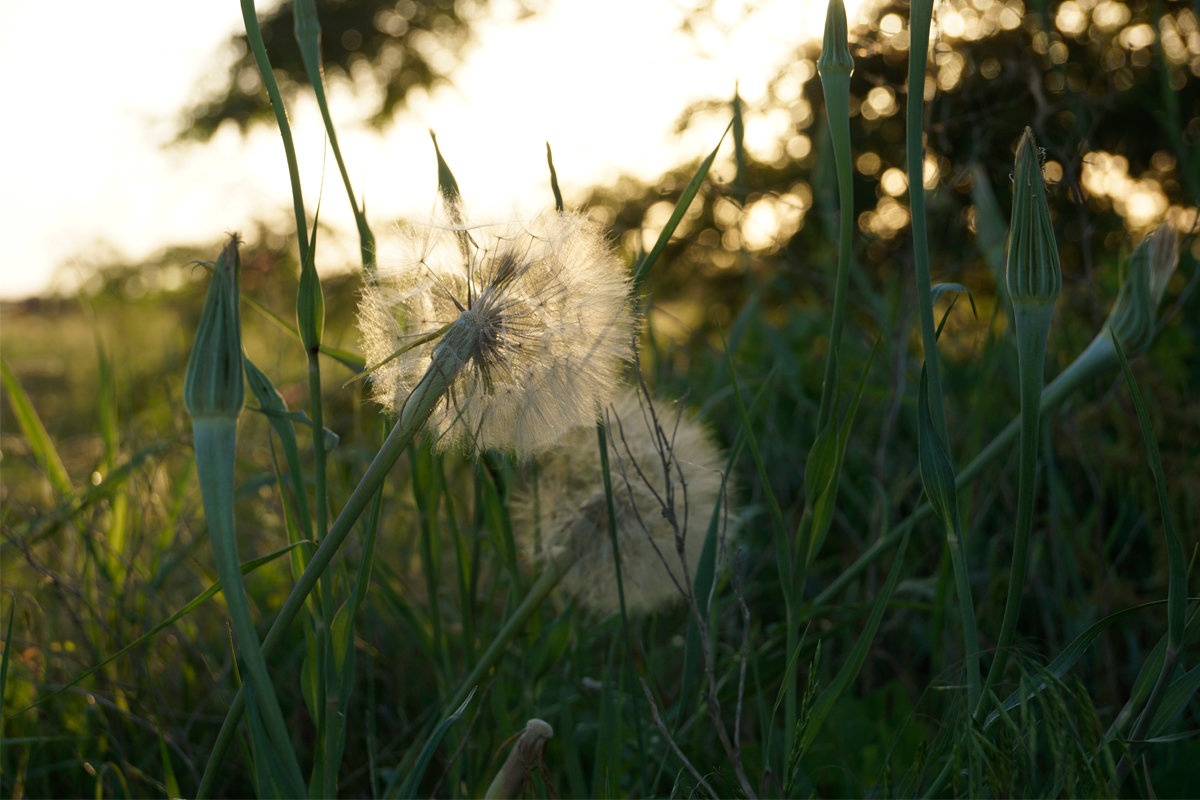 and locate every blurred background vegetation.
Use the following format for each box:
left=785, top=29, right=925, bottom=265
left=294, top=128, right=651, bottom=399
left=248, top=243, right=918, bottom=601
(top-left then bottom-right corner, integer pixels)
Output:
left=3, top=0, right=1199, bottom=796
